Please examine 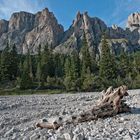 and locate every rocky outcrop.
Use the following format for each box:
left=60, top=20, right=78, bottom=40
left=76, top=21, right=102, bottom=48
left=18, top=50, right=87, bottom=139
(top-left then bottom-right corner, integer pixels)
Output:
left=125, top=13, right=140, bottom=48
left=127, top=12, right=140, bottom=31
